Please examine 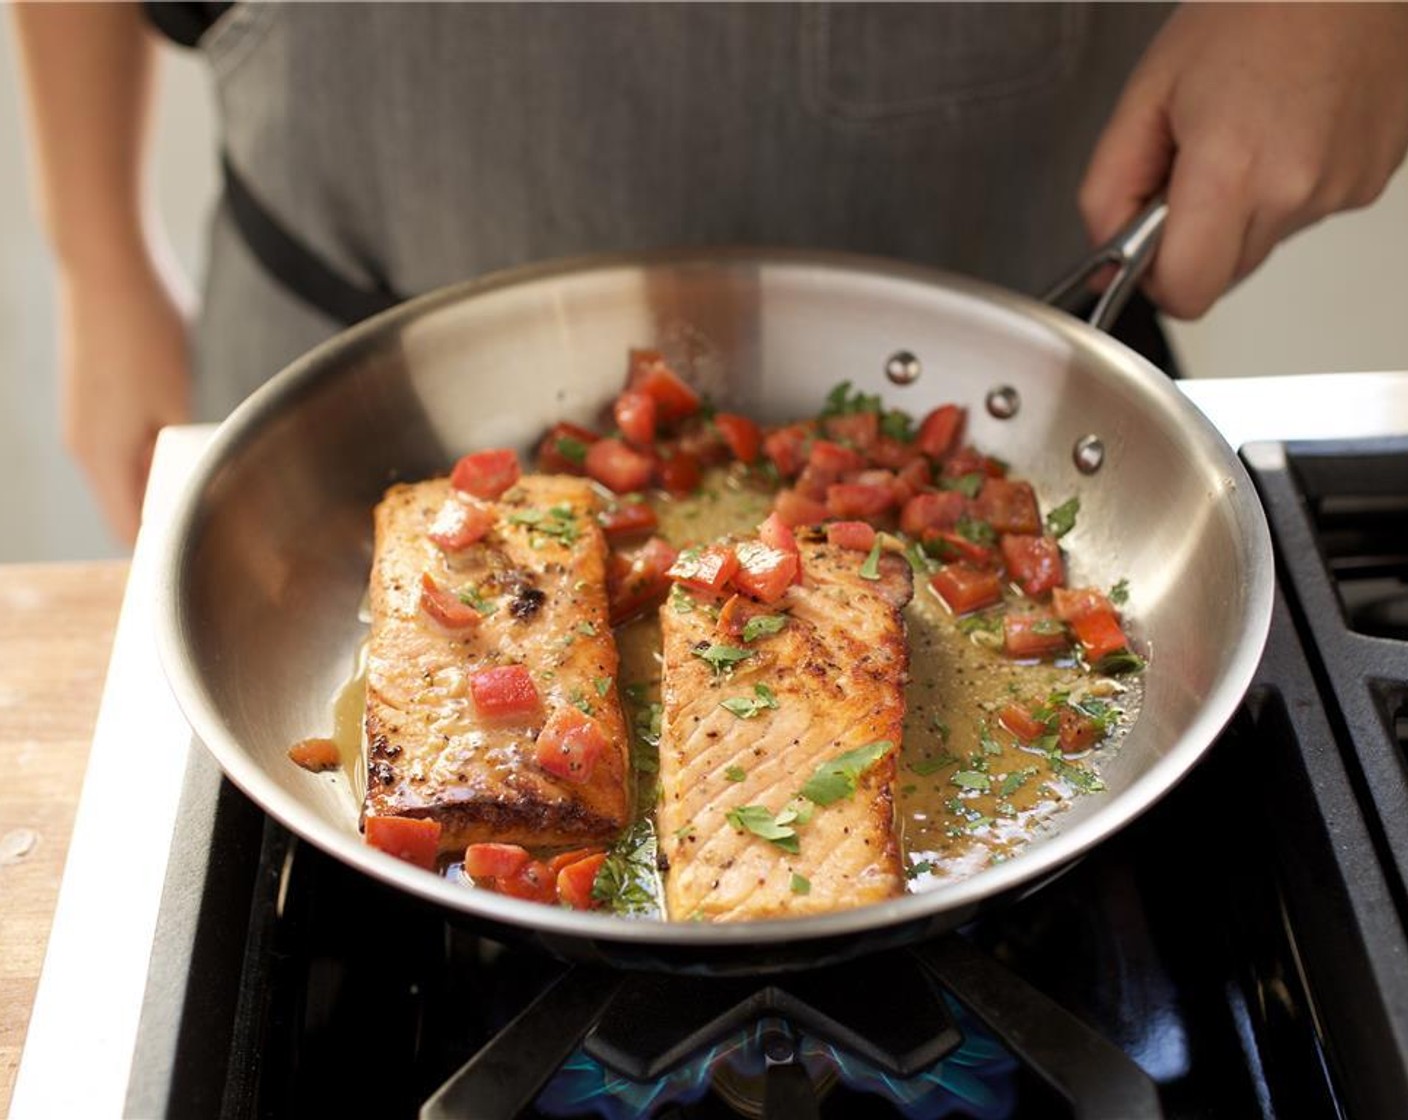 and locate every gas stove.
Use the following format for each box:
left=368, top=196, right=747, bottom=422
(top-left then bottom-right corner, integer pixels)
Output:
left=13, top=374, right=1408, bottom=1120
